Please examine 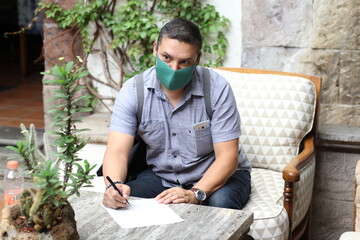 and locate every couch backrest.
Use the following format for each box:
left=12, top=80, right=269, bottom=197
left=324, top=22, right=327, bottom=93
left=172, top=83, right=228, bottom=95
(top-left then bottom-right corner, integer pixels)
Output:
left=213, top=69, right=317, bottom=172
